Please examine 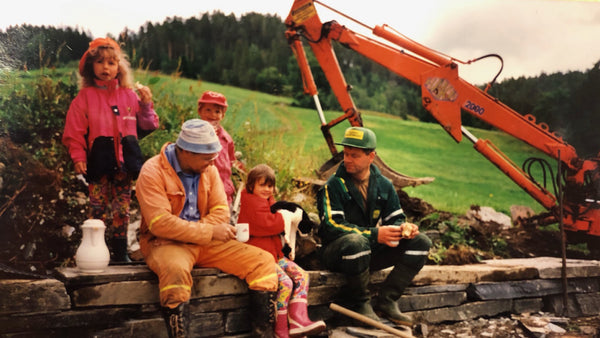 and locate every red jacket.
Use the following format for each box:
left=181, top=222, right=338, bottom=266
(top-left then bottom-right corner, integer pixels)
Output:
left=238, top=189, right=285, bottom=261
